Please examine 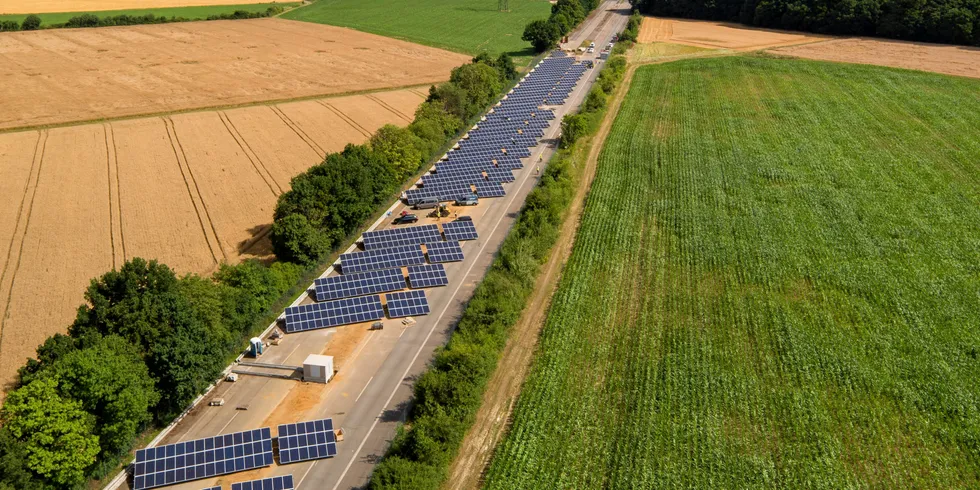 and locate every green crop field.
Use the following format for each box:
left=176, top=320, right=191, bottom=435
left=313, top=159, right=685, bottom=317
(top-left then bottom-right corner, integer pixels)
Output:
left=282, top=0, right=551, bottom=60
left=0, top=3, right=298, bottom=25
left=484, top=56, right=980, bottom=488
